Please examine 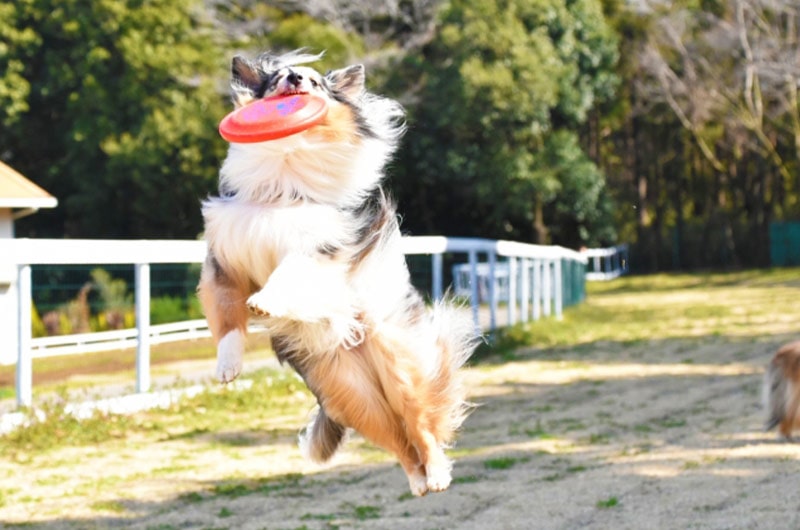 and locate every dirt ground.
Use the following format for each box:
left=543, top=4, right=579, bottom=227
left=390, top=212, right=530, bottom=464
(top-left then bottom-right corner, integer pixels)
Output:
left=2, top=330, right=800, bottom=530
